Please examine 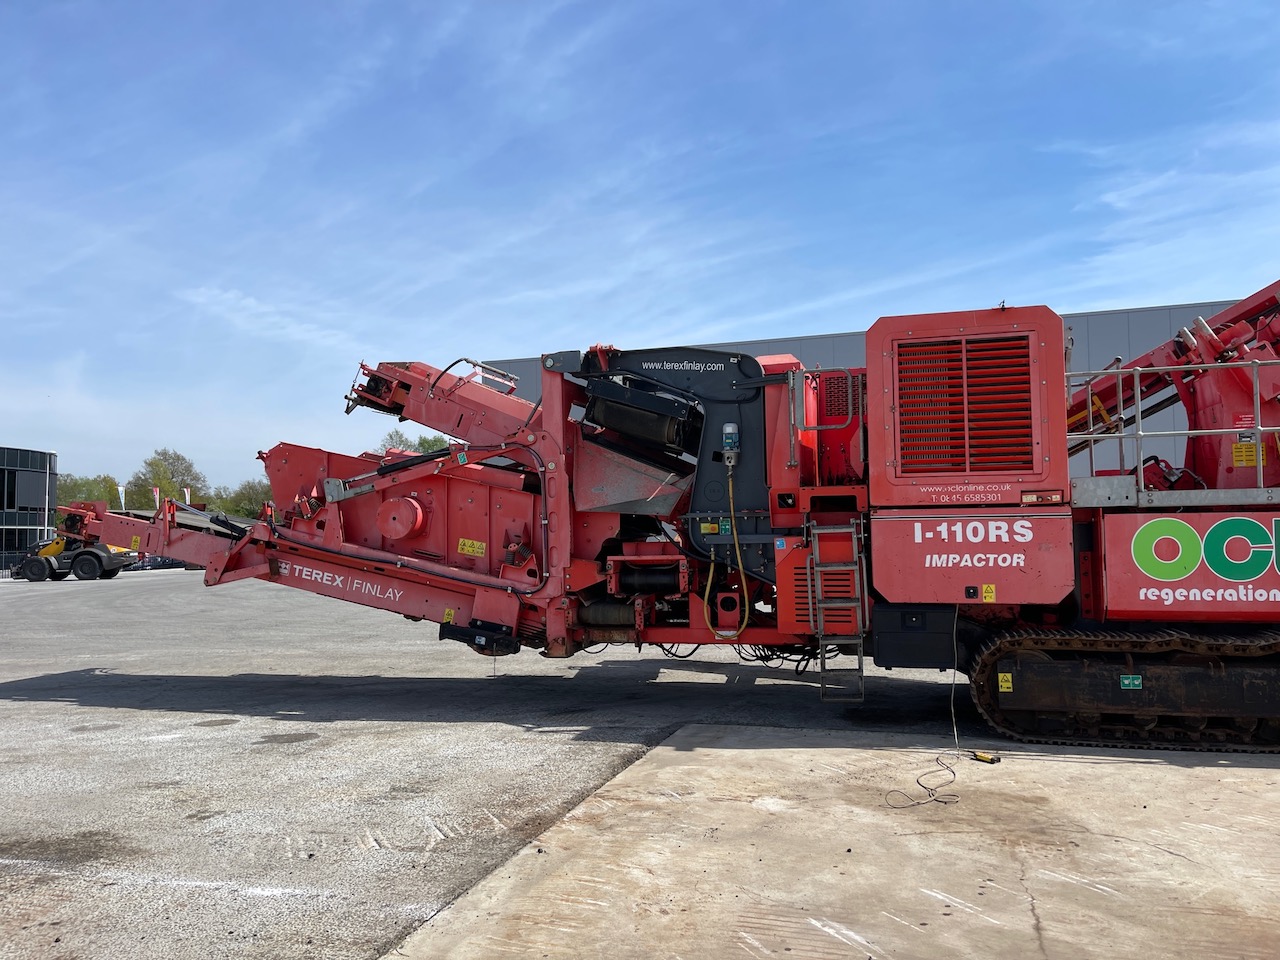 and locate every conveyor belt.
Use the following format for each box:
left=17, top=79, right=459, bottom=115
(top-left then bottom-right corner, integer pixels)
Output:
left=108, top=508, right=259, bottom=540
